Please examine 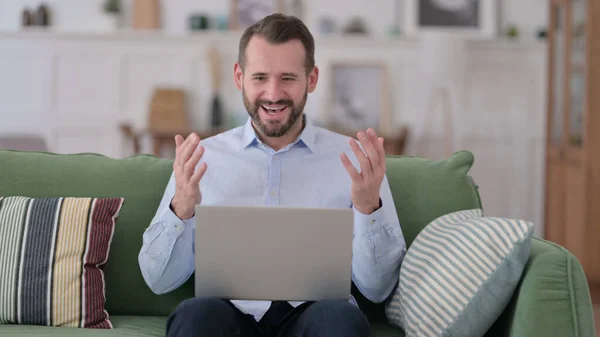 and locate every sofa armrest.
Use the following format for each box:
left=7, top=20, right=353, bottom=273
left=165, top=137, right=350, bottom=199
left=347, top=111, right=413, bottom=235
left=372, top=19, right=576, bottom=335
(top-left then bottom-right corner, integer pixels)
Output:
left=485, top=238, right=596, bottom=337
